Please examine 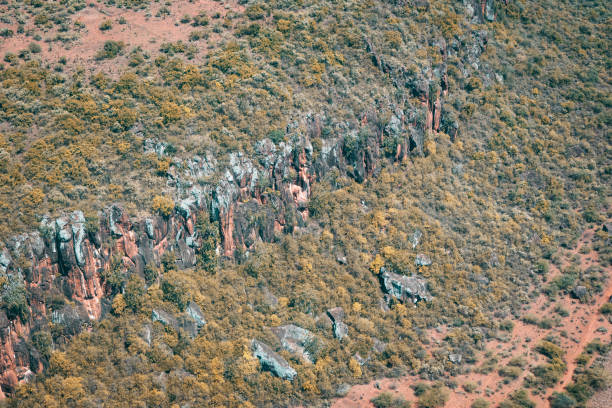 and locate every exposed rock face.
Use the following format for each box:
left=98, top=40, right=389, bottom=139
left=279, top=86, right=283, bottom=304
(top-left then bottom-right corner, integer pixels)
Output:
left=185, top=301, right=206, bottom=328
left=415, top=253, right=432, bottom=267
left=571, top=285, right=588, bottom=301
left=466, top=0, right=498, bottom=22
left=270, top=324, right=316, bottom=363
left=411, top=229, right=423, bottom=249
left=0, top=311, right=45, bottom=397
left=380, top=267, right=433, bottom=304
left=152, top=307, right=204, bottom=339
left=0, top=204, right=200, bottom=397
left=327, top=307, right=348, bottom=340
left=0, top=22, right=494, bottom=395
left=449, top=353, right=463, bottom=364
left=372, top=338, right=387, bottom=354
left=251, top=339, right=297, bottom=381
